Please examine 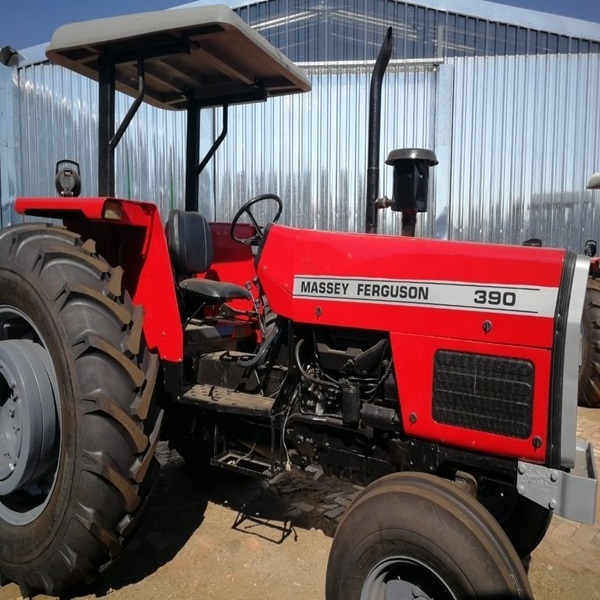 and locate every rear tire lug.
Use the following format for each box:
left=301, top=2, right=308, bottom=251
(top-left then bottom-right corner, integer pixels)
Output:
left=0, top=224, right=162, bottom=595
